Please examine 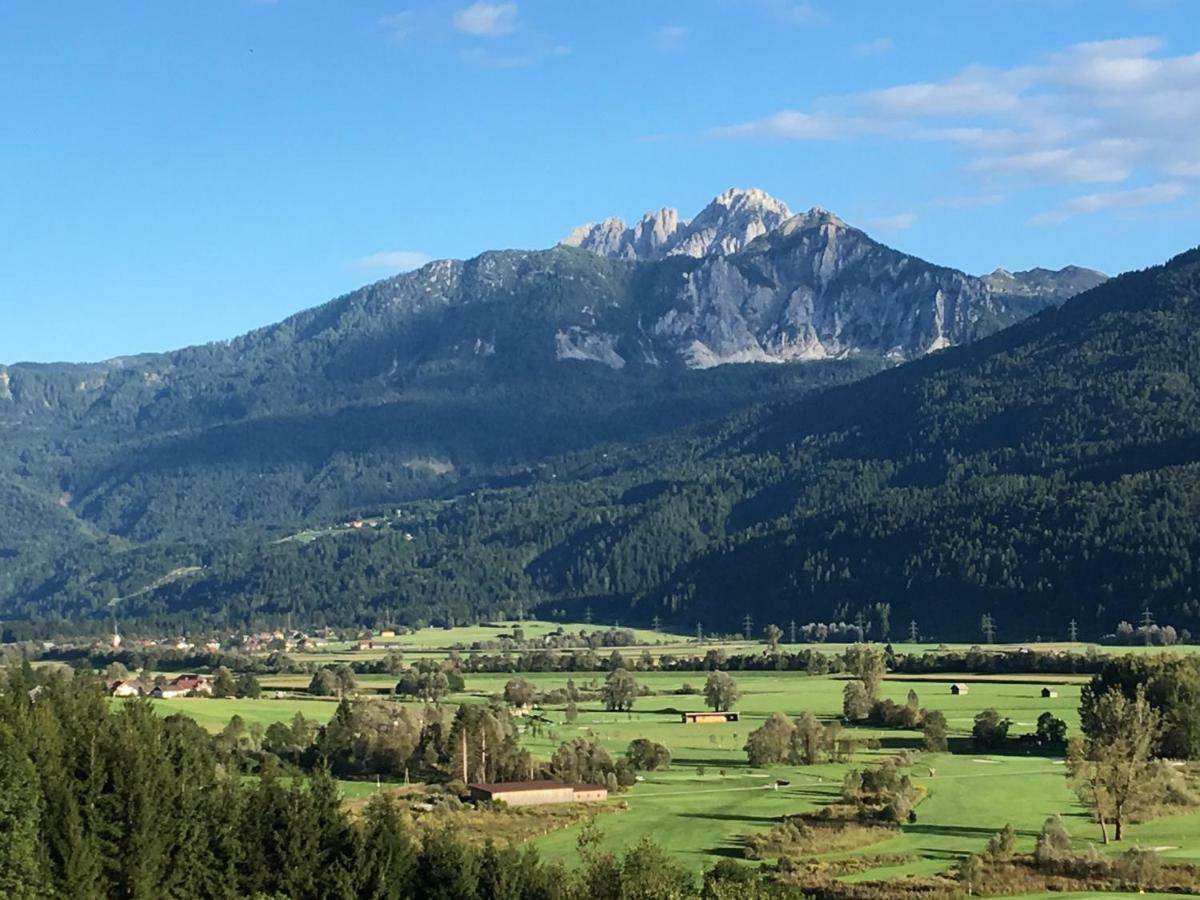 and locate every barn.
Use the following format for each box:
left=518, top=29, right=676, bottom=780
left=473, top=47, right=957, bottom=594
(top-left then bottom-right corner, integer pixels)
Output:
left=950, top=683, right=969, bottom=695
left=681, top=711, right=740, bottom=724
left=468, top=781, right=608, bottom=807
